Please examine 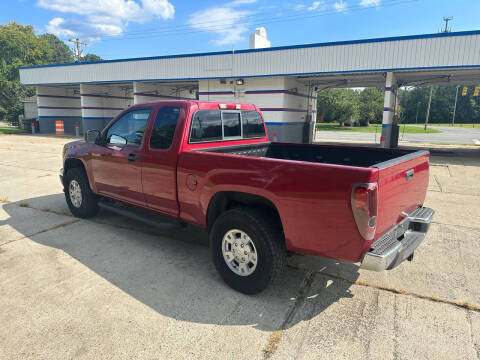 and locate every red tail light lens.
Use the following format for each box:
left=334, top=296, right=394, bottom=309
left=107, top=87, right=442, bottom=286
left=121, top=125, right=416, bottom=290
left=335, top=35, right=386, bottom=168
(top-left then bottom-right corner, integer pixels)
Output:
left=351, top=183, right=378, bottom=240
